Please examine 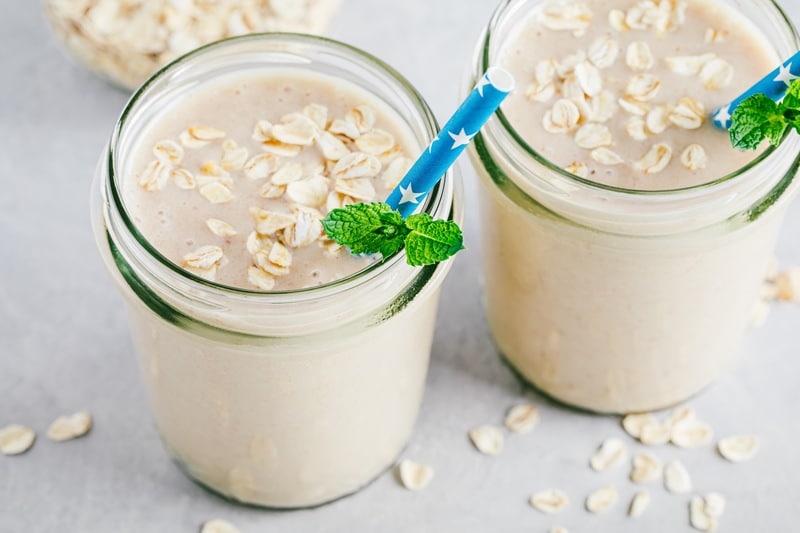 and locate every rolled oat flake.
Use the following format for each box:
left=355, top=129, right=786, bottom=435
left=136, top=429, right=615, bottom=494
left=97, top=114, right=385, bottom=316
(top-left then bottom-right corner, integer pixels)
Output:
left=0, top=424, right=36, bottom=455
